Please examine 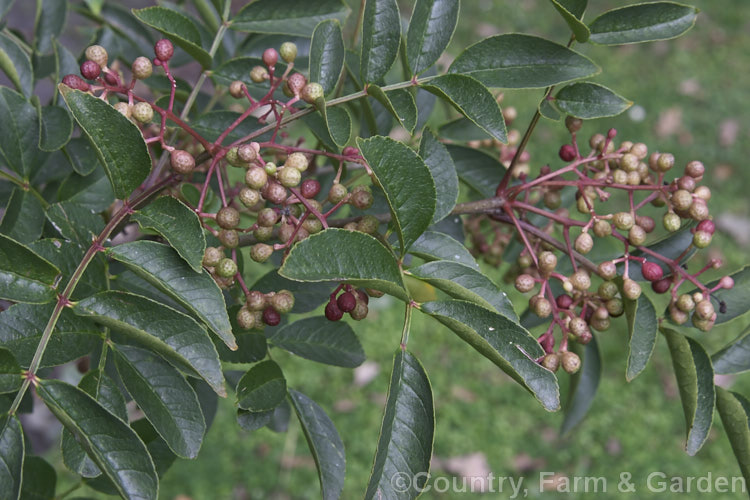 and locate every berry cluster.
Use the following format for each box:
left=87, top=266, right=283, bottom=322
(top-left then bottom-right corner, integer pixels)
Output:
left=236, top=289, right=295, bottom=330
left=324, top=285, right=381, bottom=322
